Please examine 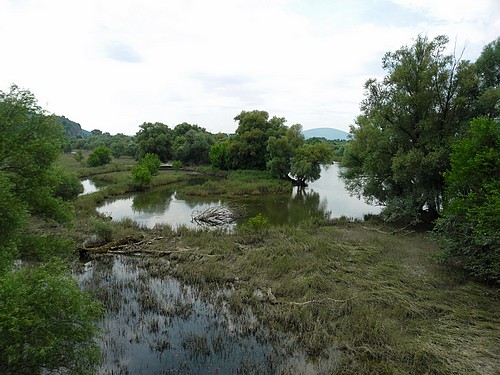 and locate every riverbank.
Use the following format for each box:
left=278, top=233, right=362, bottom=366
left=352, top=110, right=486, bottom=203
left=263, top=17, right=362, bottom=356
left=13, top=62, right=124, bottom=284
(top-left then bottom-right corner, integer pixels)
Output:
left=63, top=154, right=499, bottom=373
